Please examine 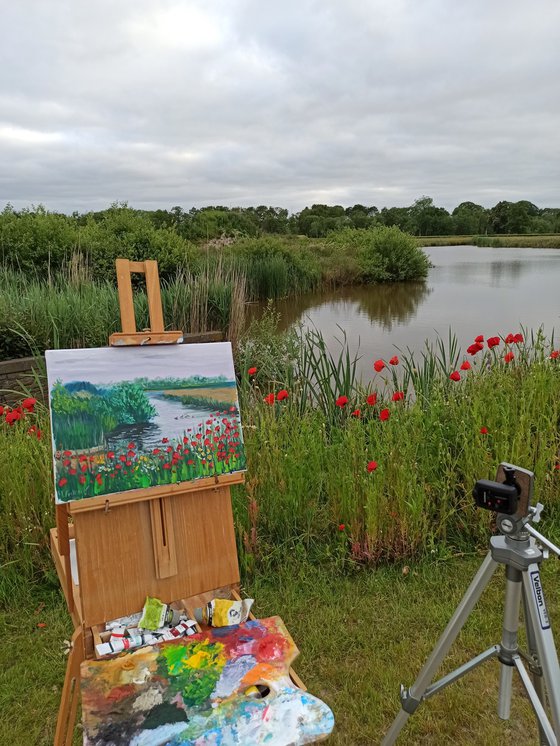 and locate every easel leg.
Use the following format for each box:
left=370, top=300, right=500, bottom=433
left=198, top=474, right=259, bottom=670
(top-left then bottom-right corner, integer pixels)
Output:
left=55, top=627, right=84, bottom=746
left=522, top=565, right=560, bottom=737
left=382, top=552, right=498, bottom=745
